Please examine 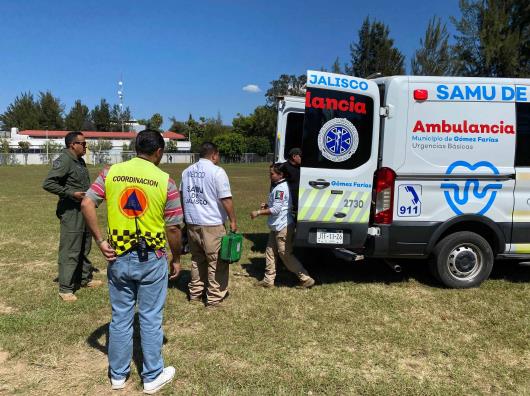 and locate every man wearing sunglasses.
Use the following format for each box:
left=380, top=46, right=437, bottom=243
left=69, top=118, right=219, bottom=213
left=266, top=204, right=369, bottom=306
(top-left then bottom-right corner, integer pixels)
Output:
left=43, top=131, right=103, bottom=302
